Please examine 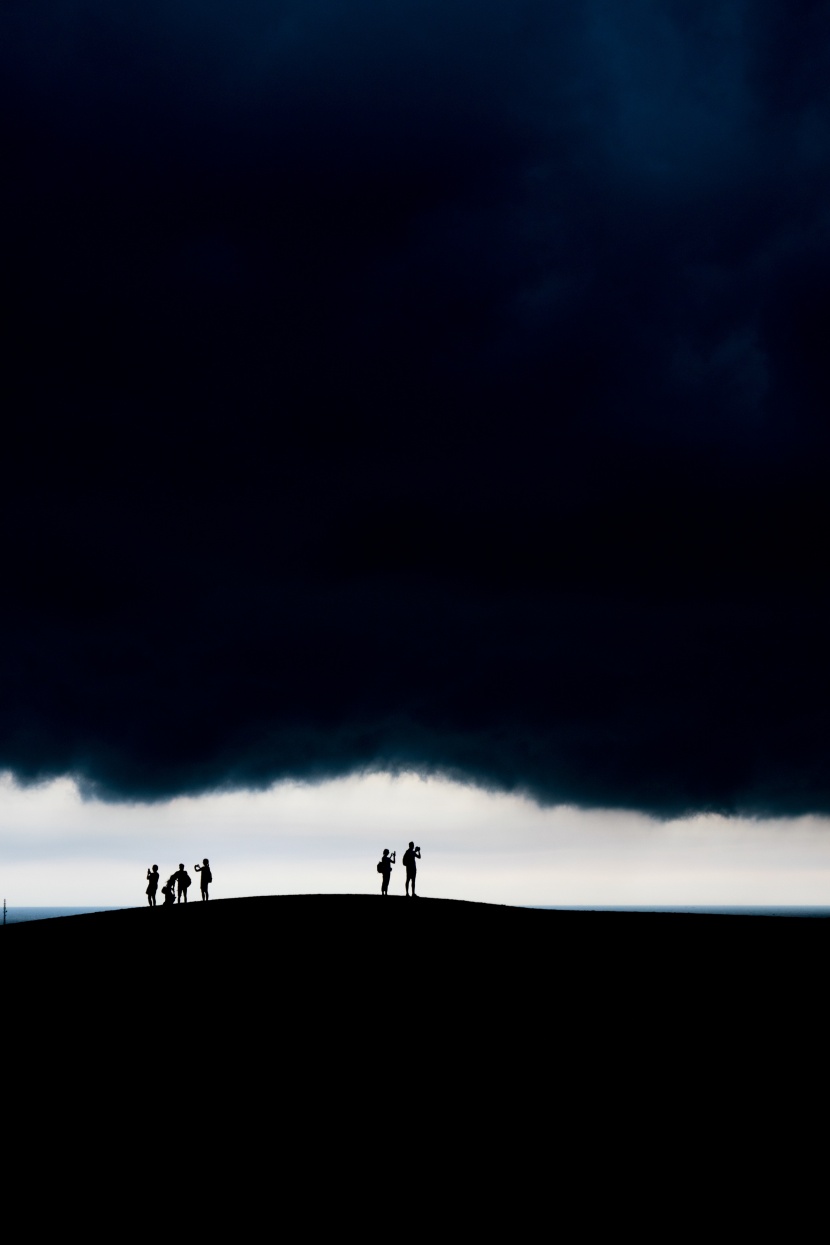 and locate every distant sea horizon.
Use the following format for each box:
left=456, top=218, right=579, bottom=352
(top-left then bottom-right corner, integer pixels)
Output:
left=528, top=905, right=830, bottom=917
left=2, top=906, right=123, bottom=924
left=3, top=903, right=830, bottom=923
